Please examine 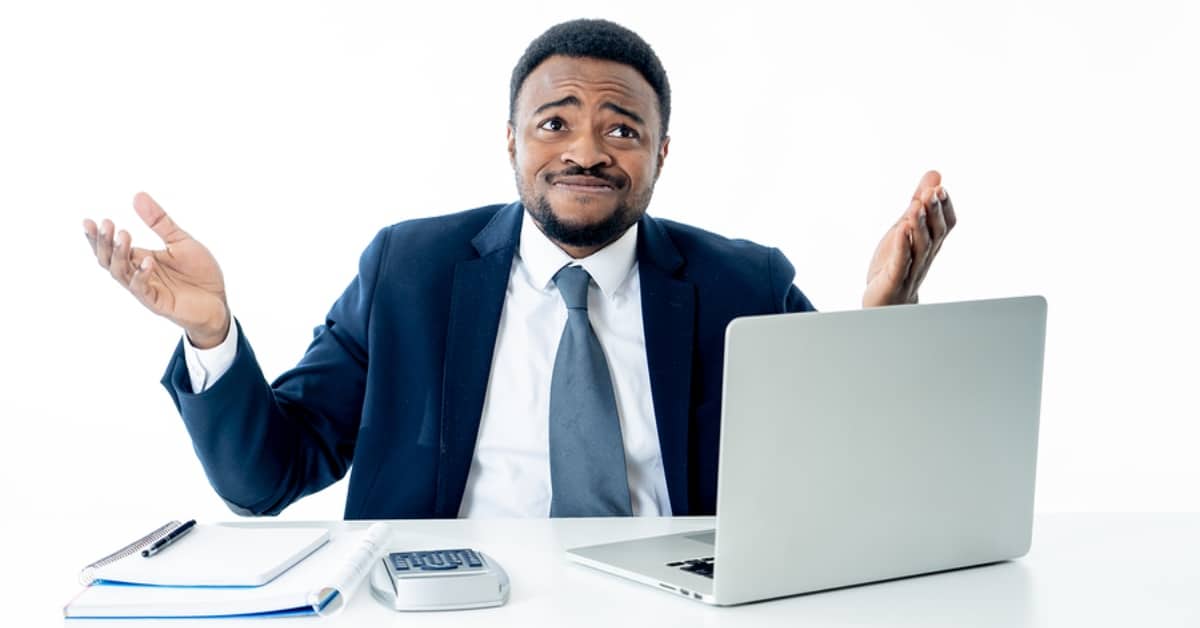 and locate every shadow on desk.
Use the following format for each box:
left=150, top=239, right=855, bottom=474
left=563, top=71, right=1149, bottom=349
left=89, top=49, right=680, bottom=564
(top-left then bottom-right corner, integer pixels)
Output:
left=564, top=553, right=1034, bottom=624
left=744, top=559, right=1031, bottom=606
